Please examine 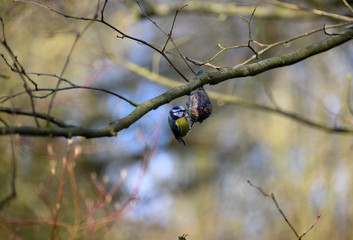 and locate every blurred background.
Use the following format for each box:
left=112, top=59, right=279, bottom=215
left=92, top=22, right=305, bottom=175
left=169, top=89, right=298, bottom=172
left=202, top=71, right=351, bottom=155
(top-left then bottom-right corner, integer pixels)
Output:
left=1, top=0, right=353, bottom=239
